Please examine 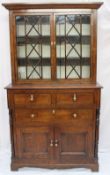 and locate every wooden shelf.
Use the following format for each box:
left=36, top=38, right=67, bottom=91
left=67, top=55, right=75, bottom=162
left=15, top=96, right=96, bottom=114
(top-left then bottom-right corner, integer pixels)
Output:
left=56, top=36, right=90, bottom=45
left=16, top=35, right=90, bottom=45
left=16, top=36, right=49, bottom=45
left=18, top=57, right=90, bottom=66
